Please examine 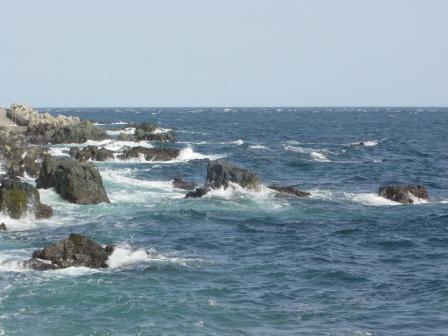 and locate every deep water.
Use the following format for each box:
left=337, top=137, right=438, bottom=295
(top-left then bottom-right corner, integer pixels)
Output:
left=1, top=107, right=447, bottom=335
